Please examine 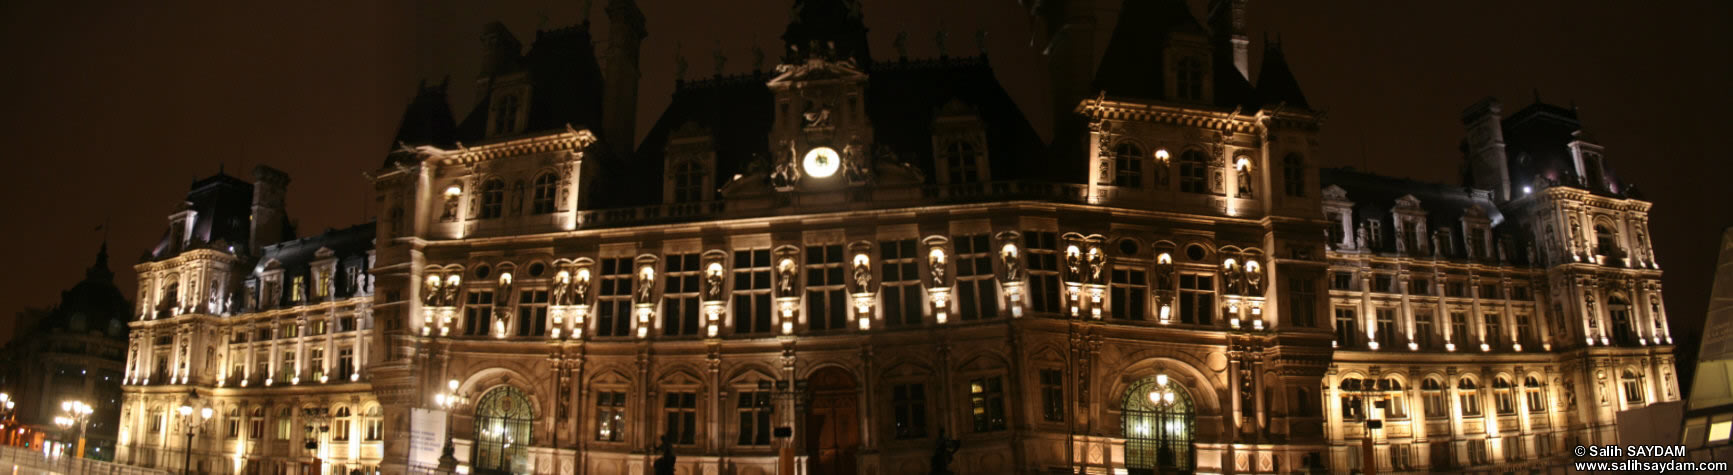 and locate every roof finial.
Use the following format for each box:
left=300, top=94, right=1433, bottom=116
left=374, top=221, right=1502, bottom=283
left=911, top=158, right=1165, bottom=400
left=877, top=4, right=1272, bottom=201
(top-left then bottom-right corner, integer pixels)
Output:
left=894, top=27, right=909, bottom=61
left=1533, top=88, right=1542, bottom=104
left=713, top=40, right=727, bottom=77
left=674, top=41, right=688, bottom=83
left=751, top=34, right=765, bottom=73
left=976, top=29, right=989, bottom=57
